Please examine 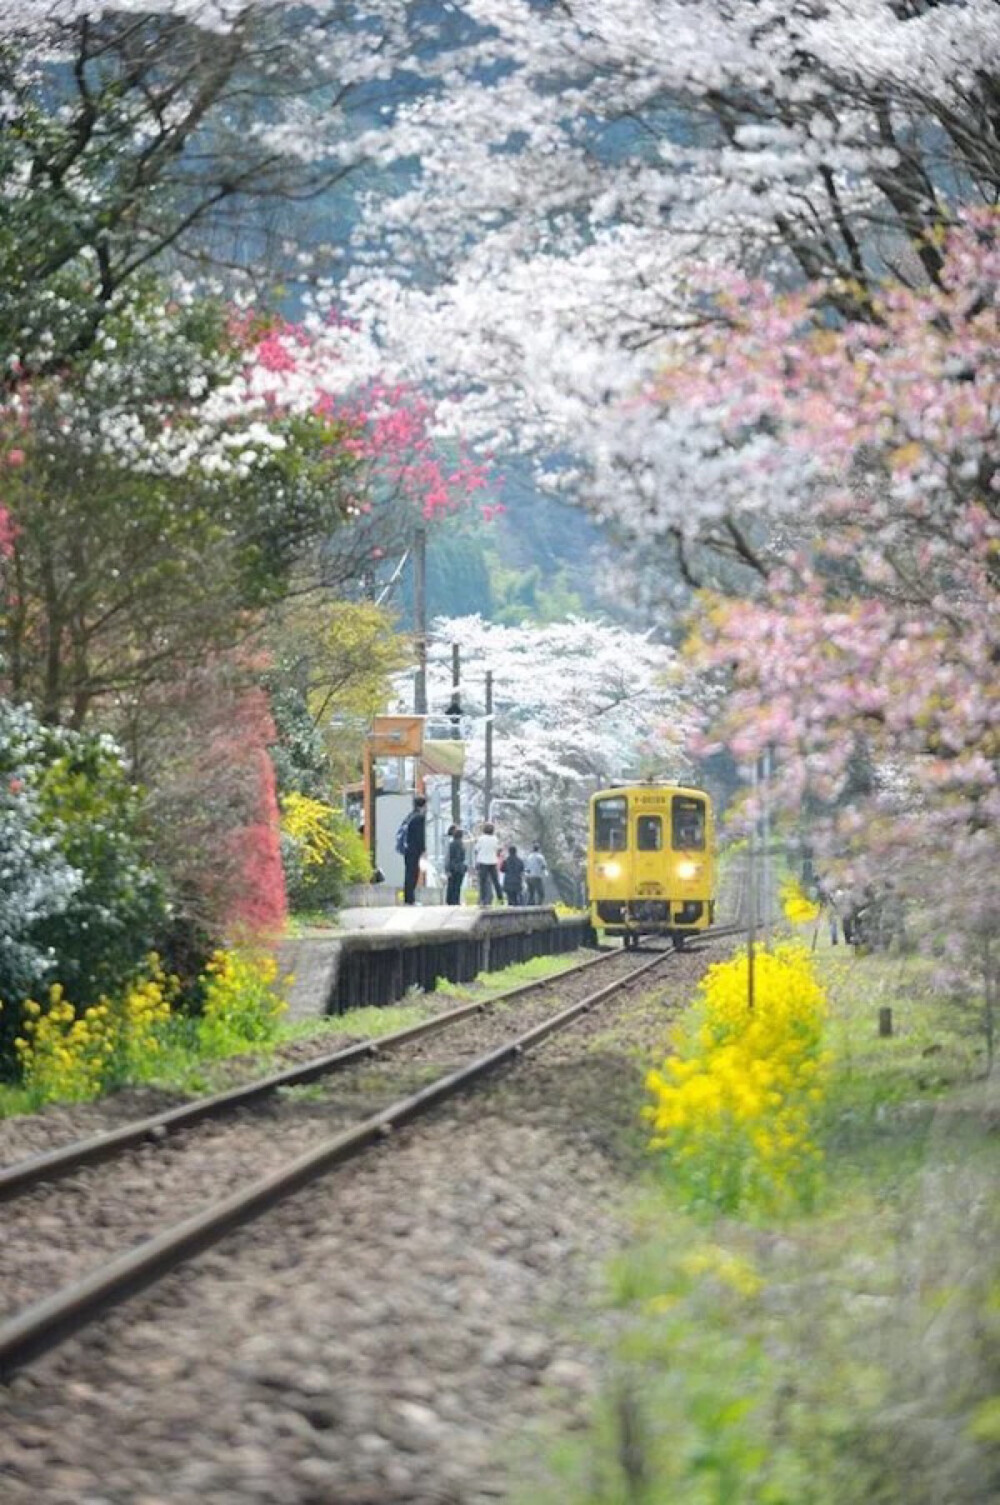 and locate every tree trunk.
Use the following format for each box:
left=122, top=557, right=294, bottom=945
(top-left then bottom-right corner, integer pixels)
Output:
left=985, top=935, right=995, bottom=1080
left=40, top=548, right=64, bottom=724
